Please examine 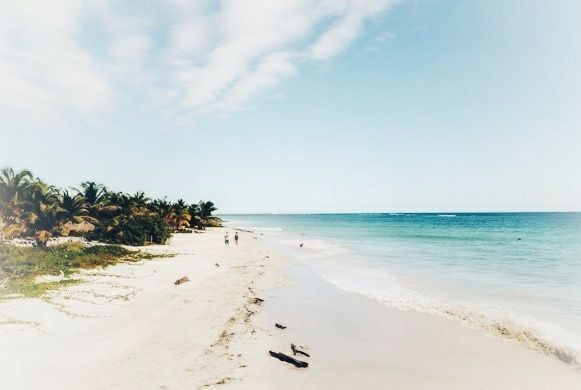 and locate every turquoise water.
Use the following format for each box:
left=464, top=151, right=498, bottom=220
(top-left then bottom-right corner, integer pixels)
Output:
left=223, top=213, right=581, bottom=365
